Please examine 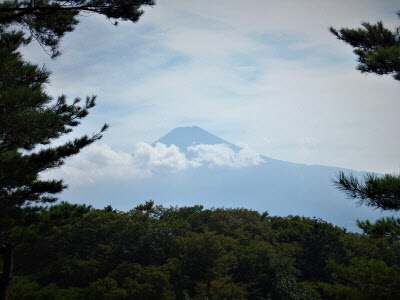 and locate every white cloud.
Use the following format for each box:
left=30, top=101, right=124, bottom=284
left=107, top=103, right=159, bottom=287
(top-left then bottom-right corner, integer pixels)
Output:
left=188, top=144, right=264, bottom=168
left=41, top=144, right=150, bottom=186
left=41, top=142, right=264, bottom=187
left=21, top=0, right=400, bottom=174
left=132, top=142, right=200, bottom=171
